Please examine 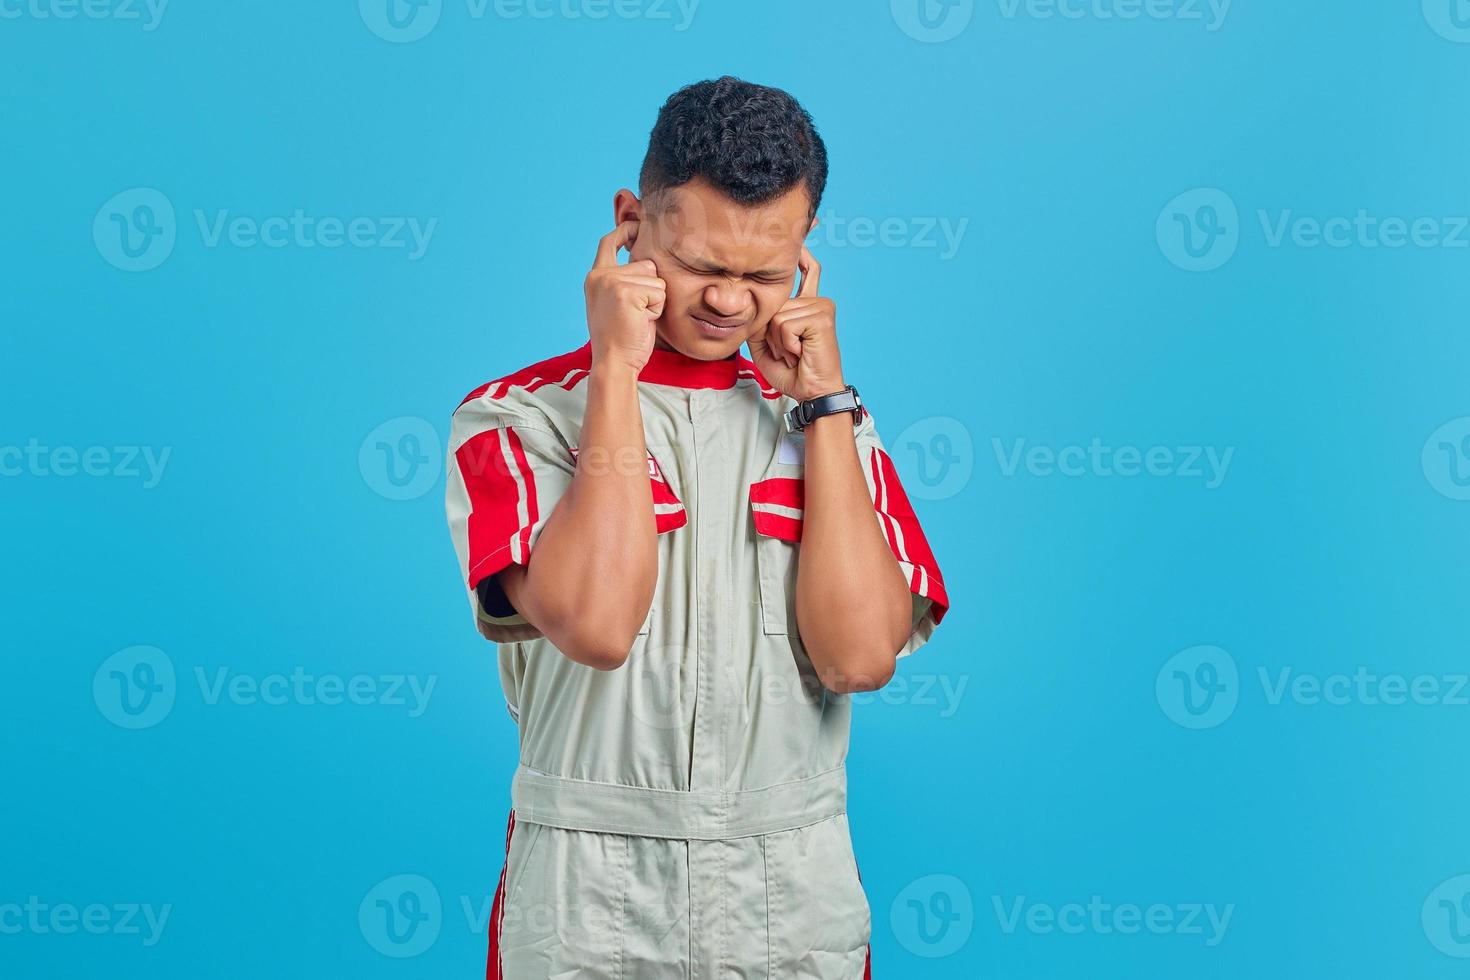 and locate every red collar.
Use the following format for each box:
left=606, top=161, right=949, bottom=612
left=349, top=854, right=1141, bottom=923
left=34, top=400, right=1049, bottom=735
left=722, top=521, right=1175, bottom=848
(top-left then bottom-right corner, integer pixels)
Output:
left=574, top=341, right=763, bottom=390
